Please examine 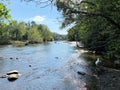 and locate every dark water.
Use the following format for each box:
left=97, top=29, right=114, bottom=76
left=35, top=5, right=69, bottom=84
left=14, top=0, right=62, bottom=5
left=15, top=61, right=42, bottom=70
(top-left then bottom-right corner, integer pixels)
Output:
left=0, top=41, right=93, bottom=90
